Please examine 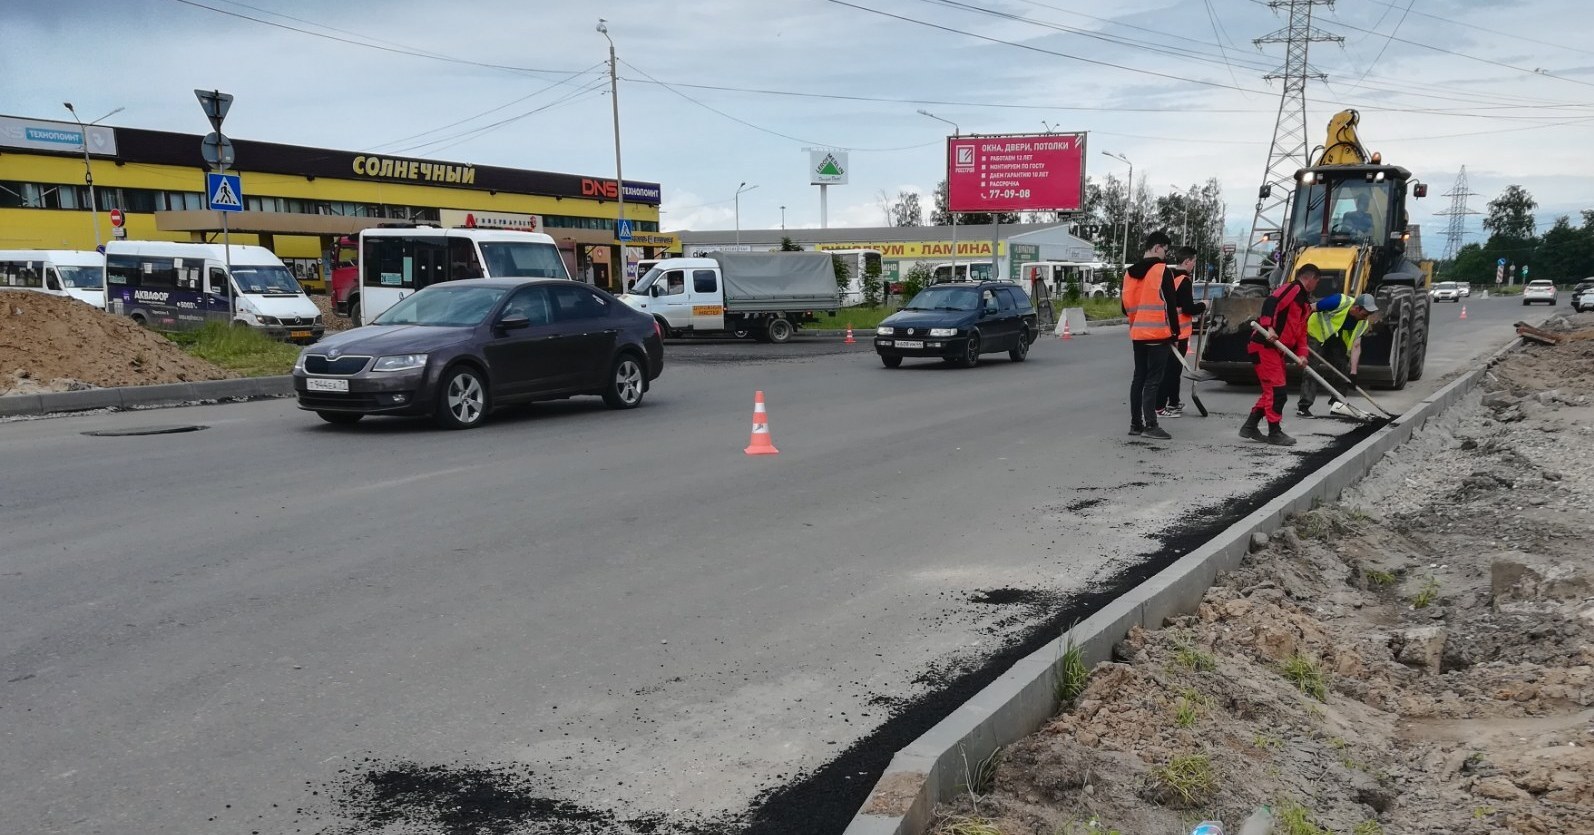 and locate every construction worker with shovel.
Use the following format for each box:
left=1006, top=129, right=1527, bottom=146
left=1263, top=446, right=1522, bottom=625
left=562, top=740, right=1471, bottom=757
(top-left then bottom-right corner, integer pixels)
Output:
left=1298, top=292, right=1378, bottom=418
left=1242, top=263, right=1321, bottom=446
left=1156, top=246, right=1207, bottom=419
